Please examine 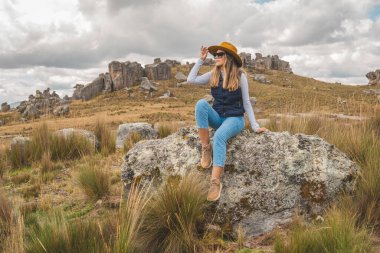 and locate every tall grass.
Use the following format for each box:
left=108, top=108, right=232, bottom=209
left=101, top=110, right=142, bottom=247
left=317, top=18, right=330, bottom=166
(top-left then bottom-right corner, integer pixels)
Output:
left=274, top=208, right=373, bottom=253
left=78, top=164, right=110, bottom=200
left=26, top=210, right=110, bottom=253
left=113, top=178, right=152, bottom=253
left=7, top=123, right=95, bottom=170
left=0, top=147, right=8, bottom=178
left=94, top=119, right=116, bottom=156
left=156, top=122, right=180, bottom=138
left=123, top=131, right=140, bottom=153
left=139, top=171, right=208, bottom=253
left=7, top=139, right=33, bottom=169
left=49, top=133, right=94, bottom=161
left=0, top=189, right=24, bottom=253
